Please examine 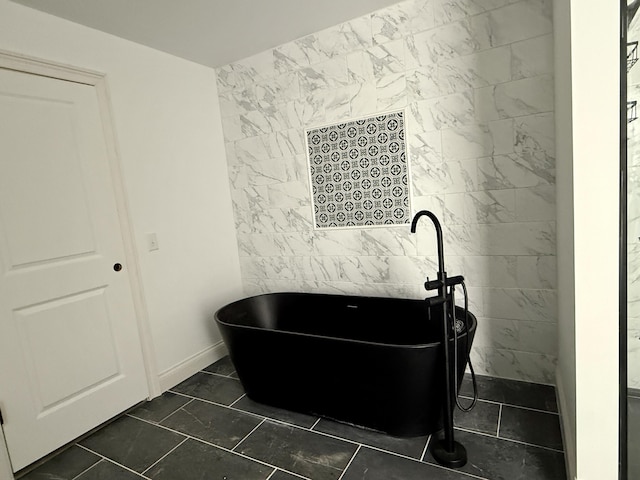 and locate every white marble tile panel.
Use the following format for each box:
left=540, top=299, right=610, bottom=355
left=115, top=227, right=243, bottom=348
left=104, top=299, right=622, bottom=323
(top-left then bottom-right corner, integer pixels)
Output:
left=367, top=39, right=406, bottom=79
left=464, top=189, right=516, bottom=223
left=408, top=129, right=442, bottom=160
left=237, top=233, right=281, bottom=257
left=443, top=224, right=485, bottom=256
left=483, top=222, right=556, bottom=255
left=388, top=255, right=439, bottom=284
left=286, top=95, right=326, bottom=129
left=347, top=51, right=376, bottom=83
left=473, top=317, right=558, bottom=355
left=242, top=279, right=269, bottom=296
left=298, top=58, right=349, bottom=95
left=288, top=206, right=314, bottom=232
left=413, top=91, right=476, bottom=132
left=443, top=192, right=466, bottom=224
left=239, top=256, right=267, bottom=279
left=486, top=0, right=553, bottom=48
left=516, top=255, right=556, bottom=289
left=413, top=16, right=491, bottom=64
left=240, top=108, right=290, bottom=137
left=404, top=0, right=436, bottom=33
left=442, top=121, right=512, bottom=161
left=235, top=135, right=271, bottom=163
left=248, top=208, right=289, bottom=234
left=372, top=3, right=410, bottom=45
left=406, top=65, right=448, bottom=102
left=474, top=86, right=500, bottom=122
left=495, top=75, right=554, bottom=118
left=350, top=83, right=378, bottom=118
left=317, top=16, right=373, bottom=57
left=438, top=46, right=512, bottom=94
left=255, top=72, right=301, bottom=107
left=470, top=346, right=556, bottom=384
left=244, top=159, right=288, bottom=186
left=514, top=112, right=555, bottom=174
left=376, top=73, right=408, bottom=110
left=362, top=228, right=418, bottom=256
left=218, top=86, right=257, bottom=117
left=221, top=115, right=245, bottom=142
left=312, top=229, right=364, bottom=256
left=339, top=256, right=390, bottom=283
left=284, top=154, right=312, bottom=184
left=511, top=34, right=554, bottom=80
left=483, top=287, right=556, bottom=322
left=432, top=0, right=510, bottom=26
left=263, top=257, right=298, bottom=280
left=273, top=232, right=315, bottom=256
left=477, top=153, right=554, bottom=189
left=365, top=282, right=424, bottom=299
left=411, top=158, right=478, bottom=195
left=267, top=180, right=311, bottom=208
left=233, top=185, right=271, bottom=213
left=515, top=185, right=555, bottom=221
left=274, top=34, right=330, bottom=73
left=462, top=255, right=517, bottom=287
left=227, top=164, right=249, bottom=191
left=299, top=256, right=340, bottom=282
left=265, top=129, right=305, bottom=159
